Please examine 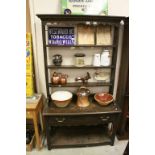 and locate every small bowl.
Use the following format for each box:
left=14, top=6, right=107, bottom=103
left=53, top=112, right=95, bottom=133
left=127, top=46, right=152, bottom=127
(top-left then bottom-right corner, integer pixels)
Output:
left=51, top=91, right=73, bottom=108
left=94, top=93, right=113, bottom=106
